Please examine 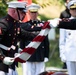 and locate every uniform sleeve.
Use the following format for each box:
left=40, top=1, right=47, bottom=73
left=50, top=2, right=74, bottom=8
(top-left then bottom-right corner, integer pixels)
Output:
left=0, top=22, right=8, bottom=61
left=20, top=22, right=42, bottom=31
left=58, top=19, right=76, bottom=30
left=20, top=28, right=37, bottom=41
left=59, top=29, right=66, bottom=58
left=0, top=22, right=7, bottom=41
